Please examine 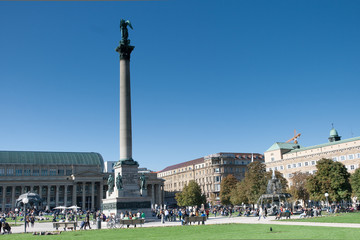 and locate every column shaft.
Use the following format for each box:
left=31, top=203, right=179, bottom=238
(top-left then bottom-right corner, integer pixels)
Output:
left=11, top=186, right=16, bottom=211
left=55, top=185, right=59, bottom=207
left=119, top=57, right=133, bottom=160
left=91, top=182, right=95, bottom=211
left=64, top=185, right=68, bottom=207
left=47, top=185, right=51, bottom=209
left=73, top=184, right=77, bottom=206
left=82, top=183, right=86, bottom=210
left=2, top=186, right=6, bottom=211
